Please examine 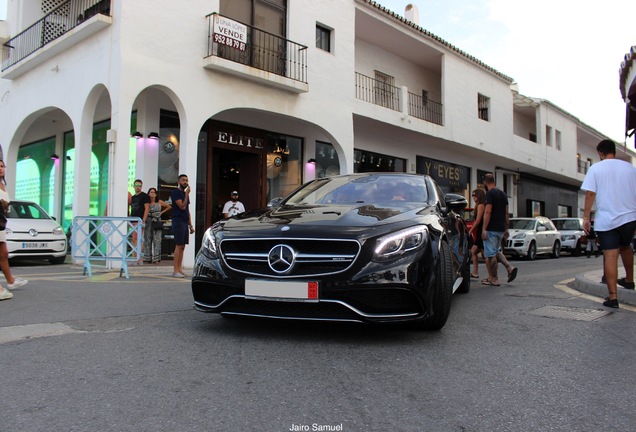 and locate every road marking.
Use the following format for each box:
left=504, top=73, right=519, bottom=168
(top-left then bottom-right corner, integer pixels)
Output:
left=0, top=322, right=85, bottom=344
